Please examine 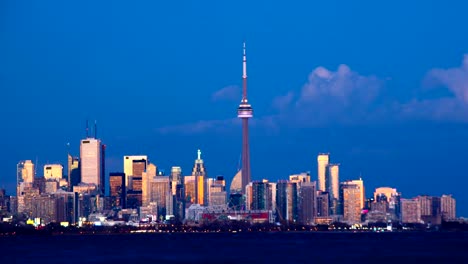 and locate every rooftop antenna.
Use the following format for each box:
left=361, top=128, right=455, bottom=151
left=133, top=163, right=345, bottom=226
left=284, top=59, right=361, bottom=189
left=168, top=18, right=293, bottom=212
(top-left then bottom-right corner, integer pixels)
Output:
left=86, top=120, right=89, bottom=138
left=35, top=156, right=38, bottom=177
left=94, top=120, right=97, bottom=139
